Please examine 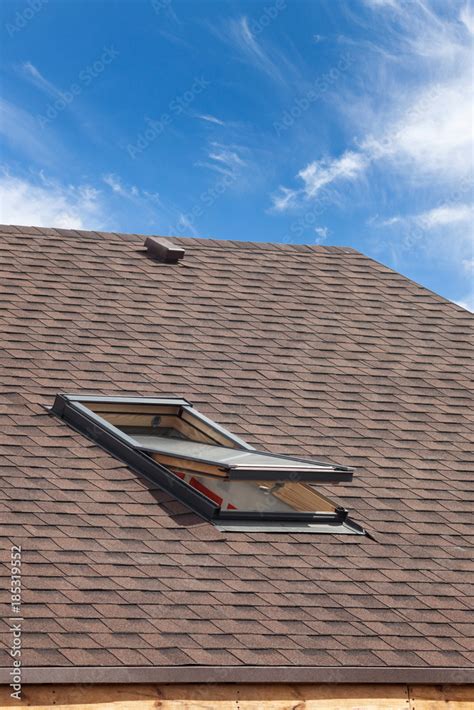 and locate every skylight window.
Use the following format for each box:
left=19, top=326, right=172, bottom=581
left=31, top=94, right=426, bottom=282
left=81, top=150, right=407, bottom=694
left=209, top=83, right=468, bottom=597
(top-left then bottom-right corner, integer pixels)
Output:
left=51, top=394, right=365, bottom=534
